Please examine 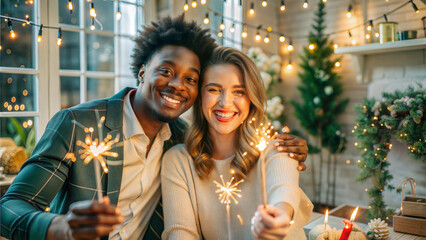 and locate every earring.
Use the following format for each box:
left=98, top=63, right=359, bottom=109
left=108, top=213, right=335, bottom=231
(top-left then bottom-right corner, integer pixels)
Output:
left=138, top=75, right=144, bottom=84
